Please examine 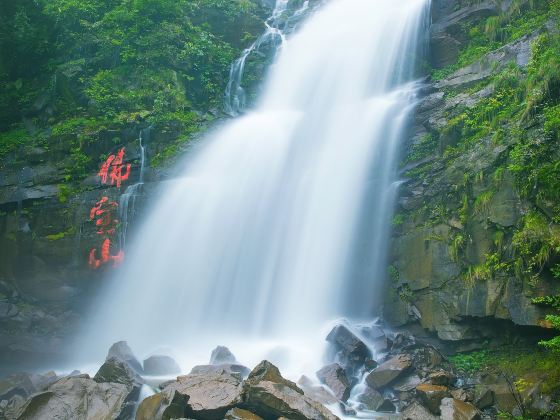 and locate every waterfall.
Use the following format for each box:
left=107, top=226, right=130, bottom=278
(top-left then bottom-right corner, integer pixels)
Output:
left=80, top=0, right=429, bottom=382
